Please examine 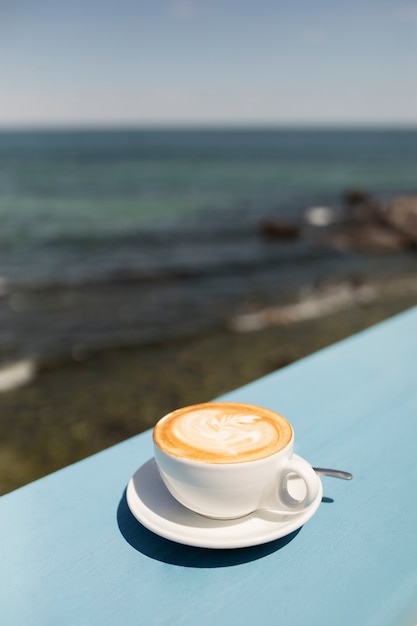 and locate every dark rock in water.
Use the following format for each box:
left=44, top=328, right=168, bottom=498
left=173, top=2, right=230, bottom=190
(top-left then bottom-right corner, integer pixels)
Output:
left=343, top=188, right=383, bottom=224
left=312, top=190, right=417, bottom=252
left=260, top=219, right=300, bottom=240
left=380, top=196, right=417, bottom=245
left=343, top=188, right=373, bottom=207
